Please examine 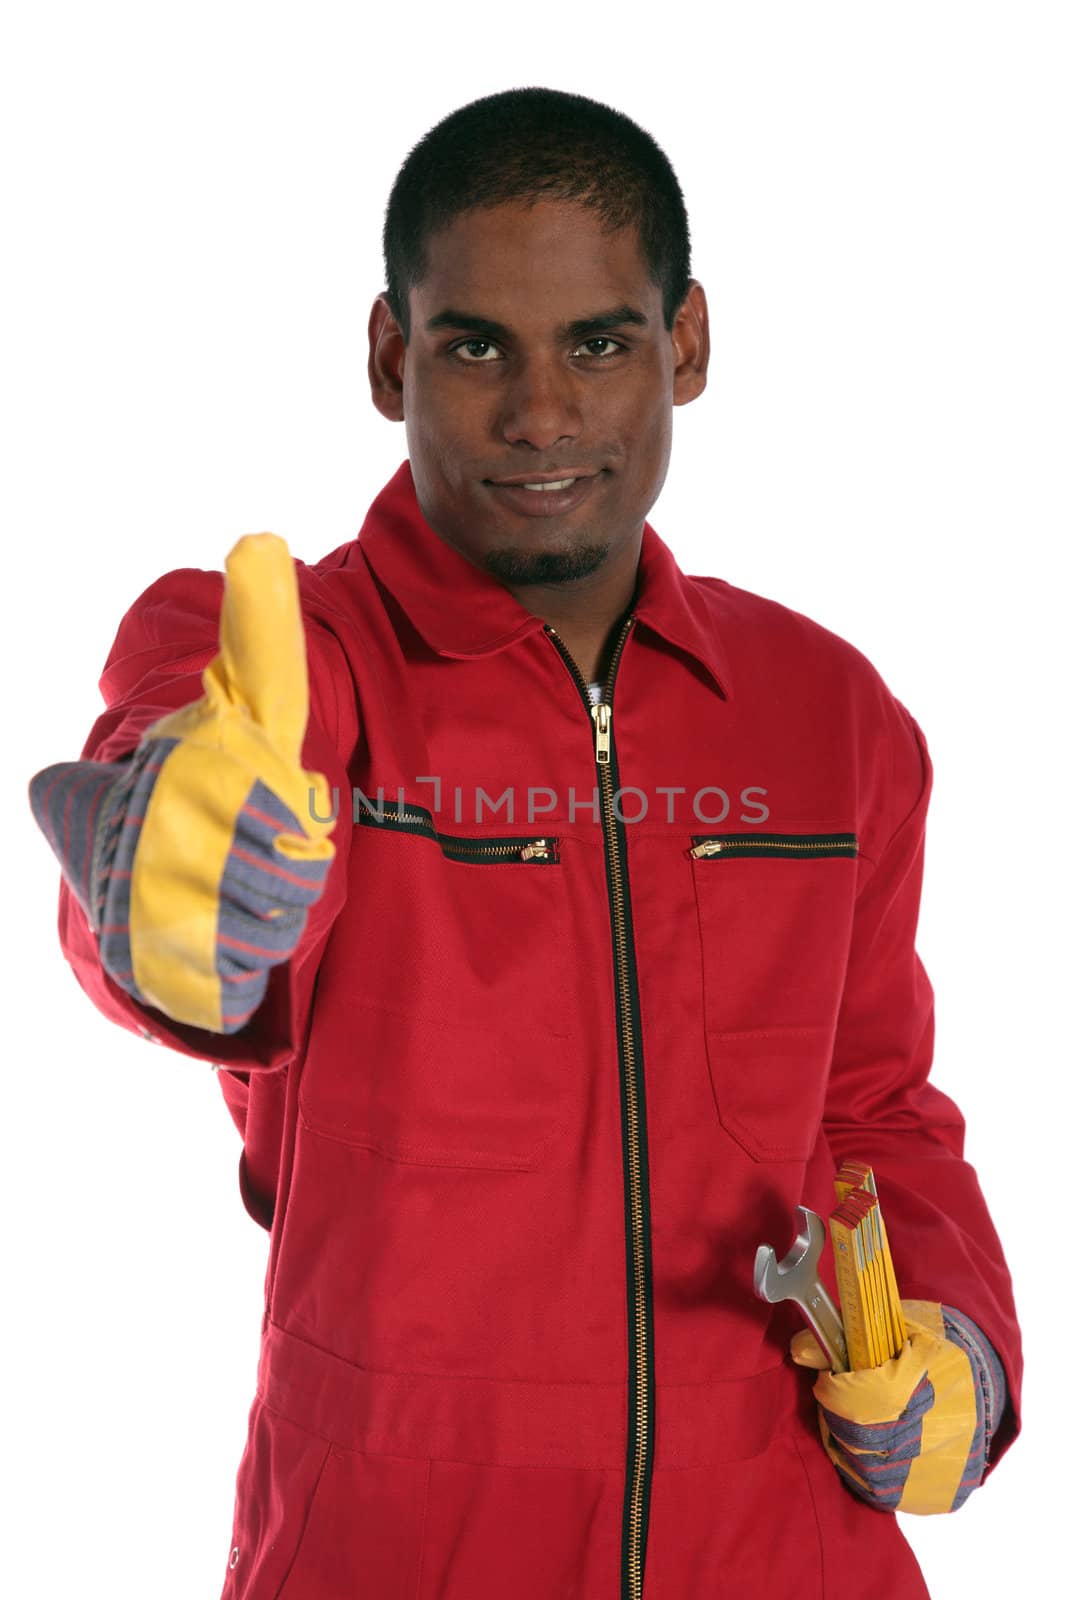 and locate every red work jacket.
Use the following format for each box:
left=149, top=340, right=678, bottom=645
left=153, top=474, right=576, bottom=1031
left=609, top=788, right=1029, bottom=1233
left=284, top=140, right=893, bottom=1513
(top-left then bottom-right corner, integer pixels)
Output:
left=59, top=459, right=1022, bottom=1599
